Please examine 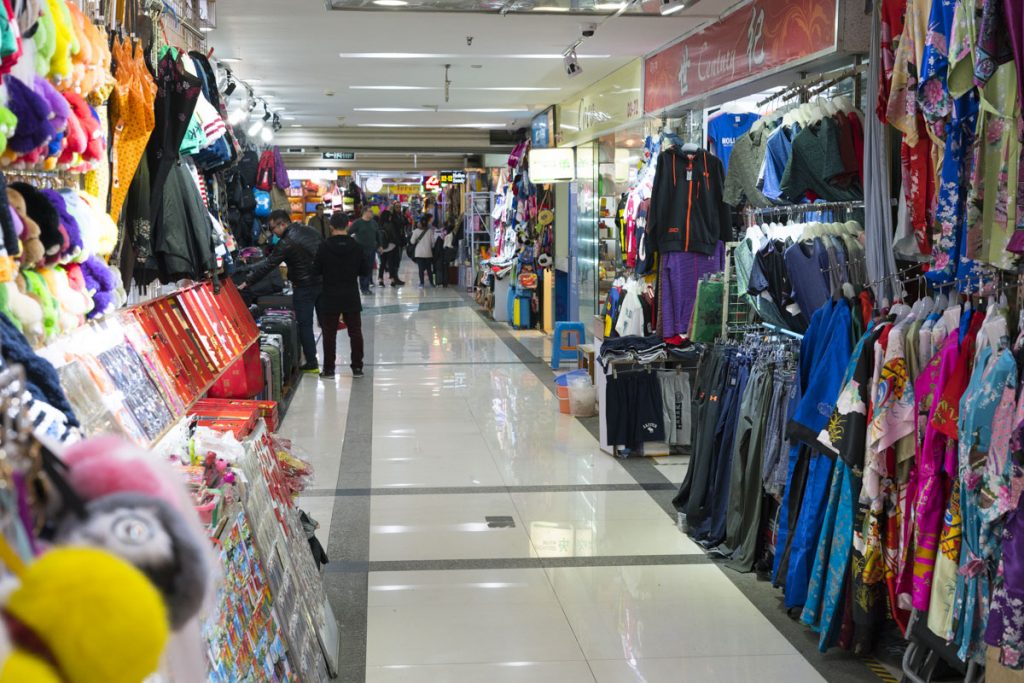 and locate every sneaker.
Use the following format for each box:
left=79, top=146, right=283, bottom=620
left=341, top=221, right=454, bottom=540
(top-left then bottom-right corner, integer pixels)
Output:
left=319, top=371, right=335, bottom=379
left=361, top=289, right=372, bottom=295
left=418, top=284, right=424, bottom=289
left=352, top=367, right=364, bottom=378
left=394, top=279, right=406, bottom=287
left=301, top=365, right=320, bottom=374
